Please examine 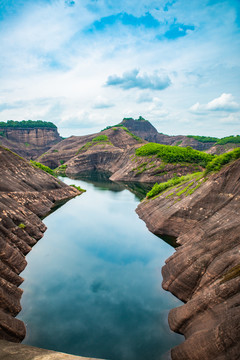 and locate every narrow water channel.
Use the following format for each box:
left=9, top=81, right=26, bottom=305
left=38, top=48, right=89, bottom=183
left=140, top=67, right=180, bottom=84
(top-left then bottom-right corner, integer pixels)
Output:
left=18, top=176, right=183, bottom=360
